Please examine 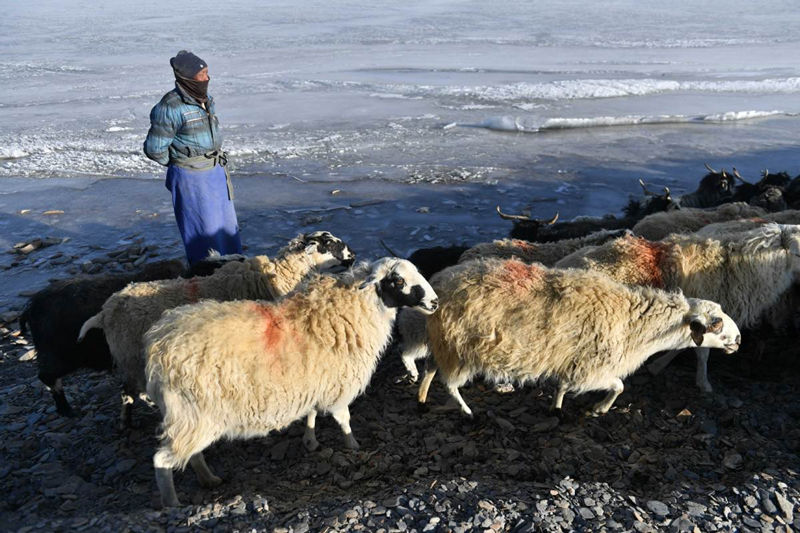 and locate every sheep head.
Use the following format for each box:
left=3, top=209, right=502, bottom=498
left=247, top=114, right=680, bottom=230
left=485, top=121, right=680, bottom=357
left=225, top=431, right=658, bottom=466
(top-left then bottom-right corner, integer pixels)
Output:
left=360, top=258, right=438, bottom=314
left=293, top=231, right=356, bottom=271
left=685, top=298, right=740, bottom=353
